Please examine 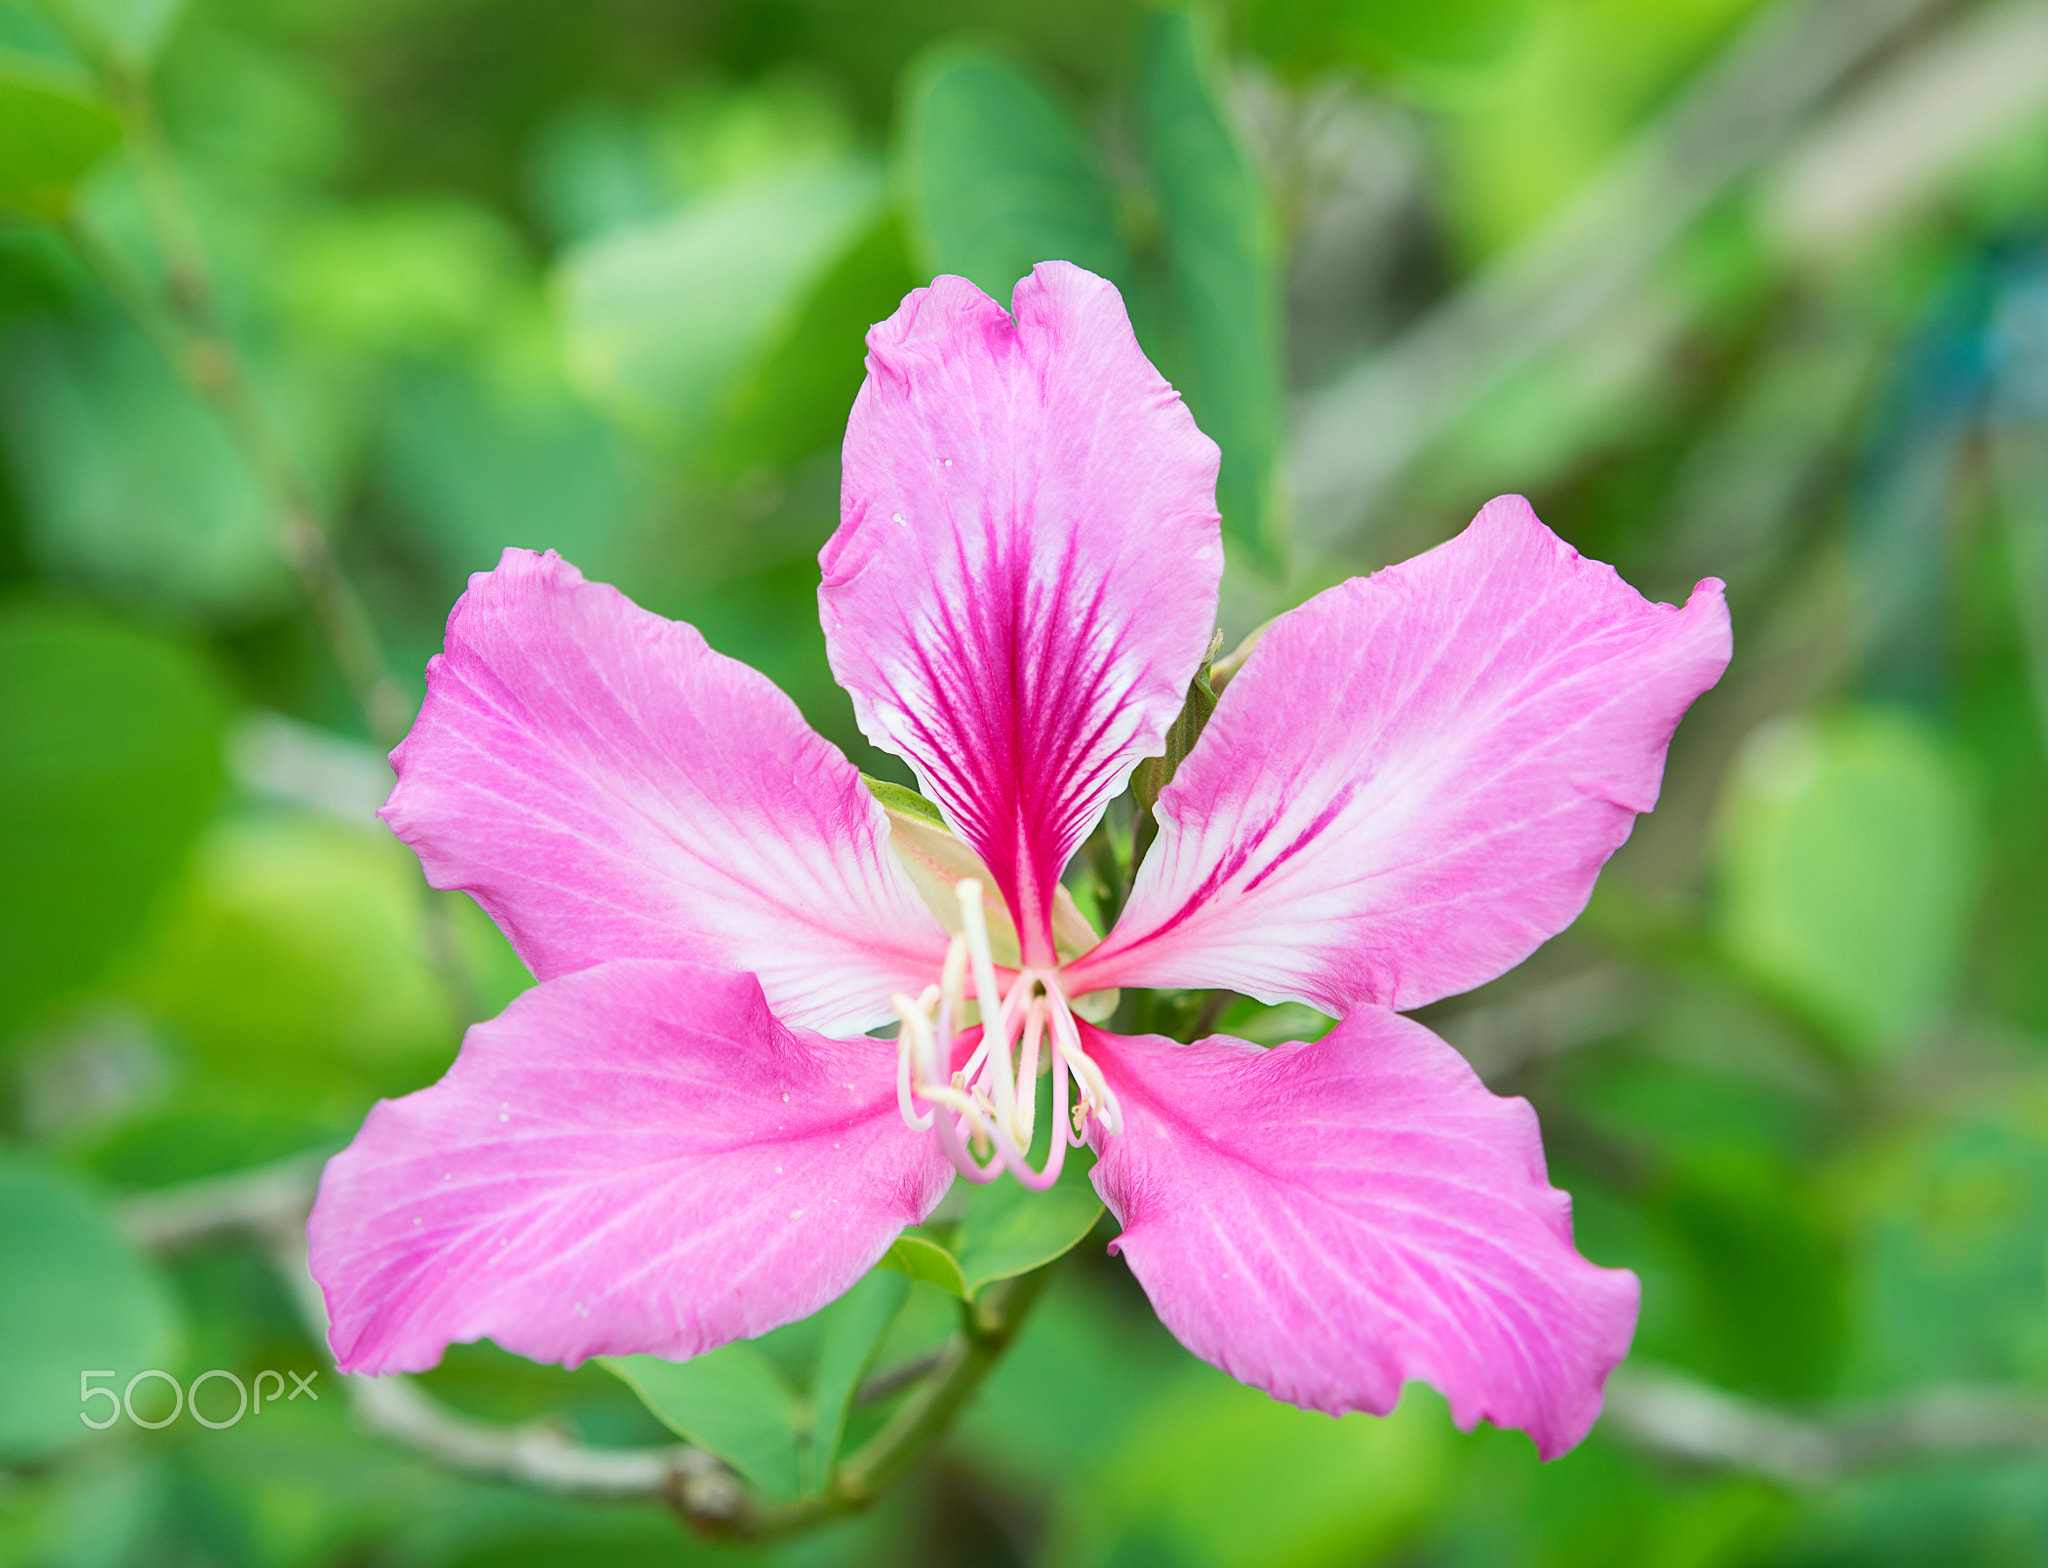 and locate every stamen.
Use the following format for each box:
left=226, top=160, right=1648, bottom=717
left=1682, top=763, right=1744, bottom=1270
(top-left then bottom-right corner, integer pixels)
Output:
left=1012, top=997, right=1045, bottom=1148
left=889, top=992, right=935, bottom=1132
left=955, top=880, right=1018, bottom=1133
left=1045, top=986, right=1123, bottom=1138
left=937, top=935, right=968, bottom=1041
left=887, top=894, right=1101, bottom=1192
